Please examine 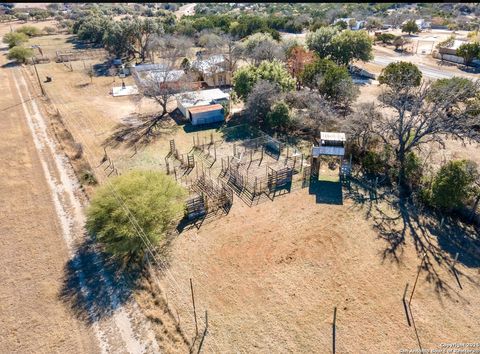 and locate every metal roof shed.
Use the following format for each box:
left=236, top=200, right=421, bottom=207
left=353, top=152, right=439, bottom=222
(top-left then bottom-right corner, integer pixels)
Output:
left=176, top=89, right=229, bottom=119
left=188, top=104, right=225, bottom=125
